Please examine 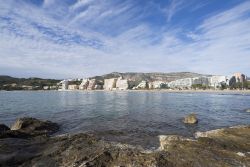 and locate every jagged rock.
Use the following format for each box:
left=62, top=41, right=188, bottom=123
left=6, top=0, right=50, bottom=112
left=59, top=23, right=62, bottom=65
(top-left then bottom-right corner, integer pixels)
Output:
left=1, top=118, right=250, bottom=167
left=183, top=113, right=198, bottom=124
left=11, top=117, right=59, bottom=136
left=158, top=135, right=193, bottom=150
left=0, top=124, right=10, bottom=133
